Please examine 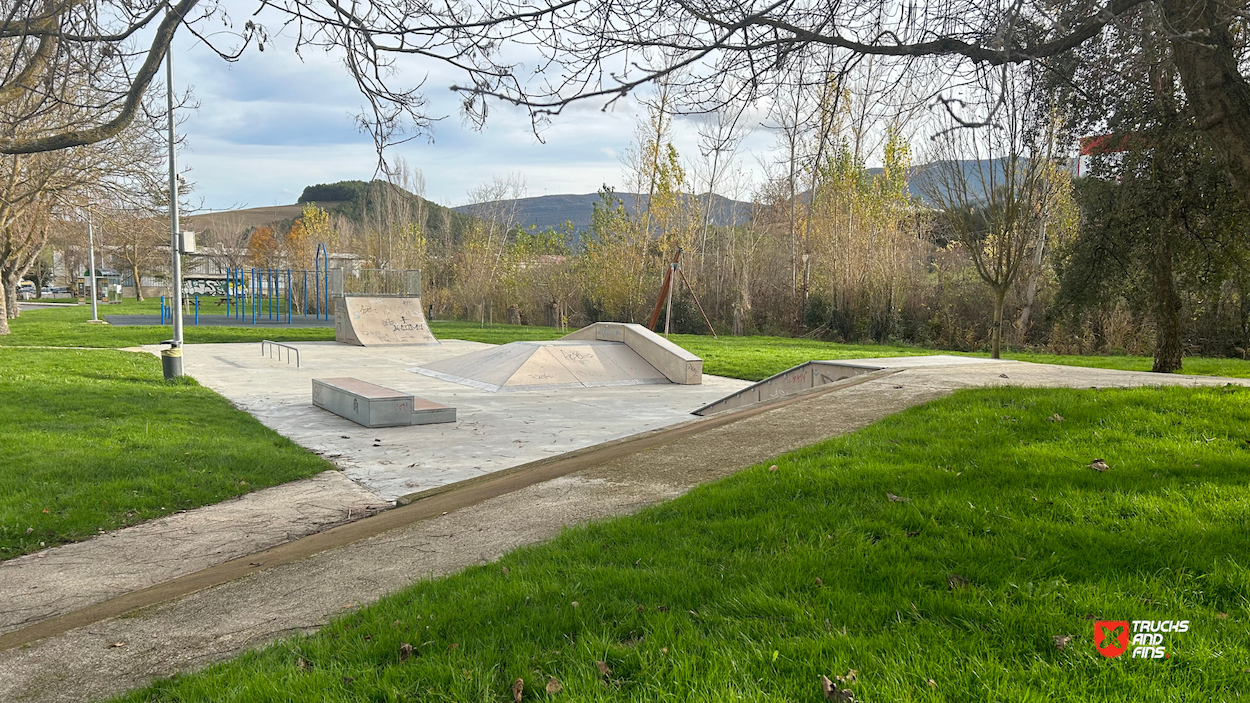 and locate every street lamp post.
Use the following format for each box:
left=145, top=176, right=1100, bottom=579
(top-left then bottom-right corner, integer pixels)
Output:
left=163, top=45, right=185, bottom=378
